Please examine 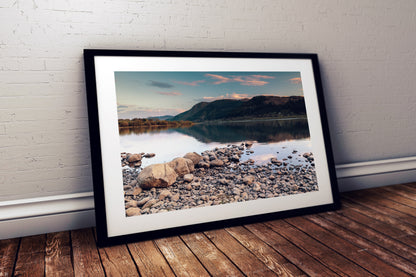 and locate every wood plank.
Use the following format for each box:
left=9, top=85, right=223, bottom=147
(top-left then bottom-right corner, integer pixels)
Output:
left=0, top=238, right=19, bottom=277
left=245, top=223, right=338, bottom=276
left=345, top=190, right=416, bottom=217
left=127, top=240, right=175, bottom=277
left=155, top=236, right=210, bottom=277
left=225, top=226, right=305, bottom=277
left=306, top=214, right=416, bottom=276
left=265, top=220, right=372, bottom=276
left=204, top=229, right=277, bottom=276
left=402, top=182, right=416, bottom=190
left=286, top=216, right=411, bottom=277
left=322, top=211, right=416, bottom=263
left=181, top=232, right=243, bottom=277
left=14, top=234, right=46, bottom=277
left=98, top=244, right=138, bottom=277
left=373, top=187, right=416, bottom=208
left=342, top=200, right=416, bottom=235
left=383, top=184, right=416, bottom=199
left=341, top=195, right=416, bottom=226
left=45, top=232, right=73, bottom=277
left=71, top=228, right=105, bottom=276
left=338, top=208, right=416, bottom=248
